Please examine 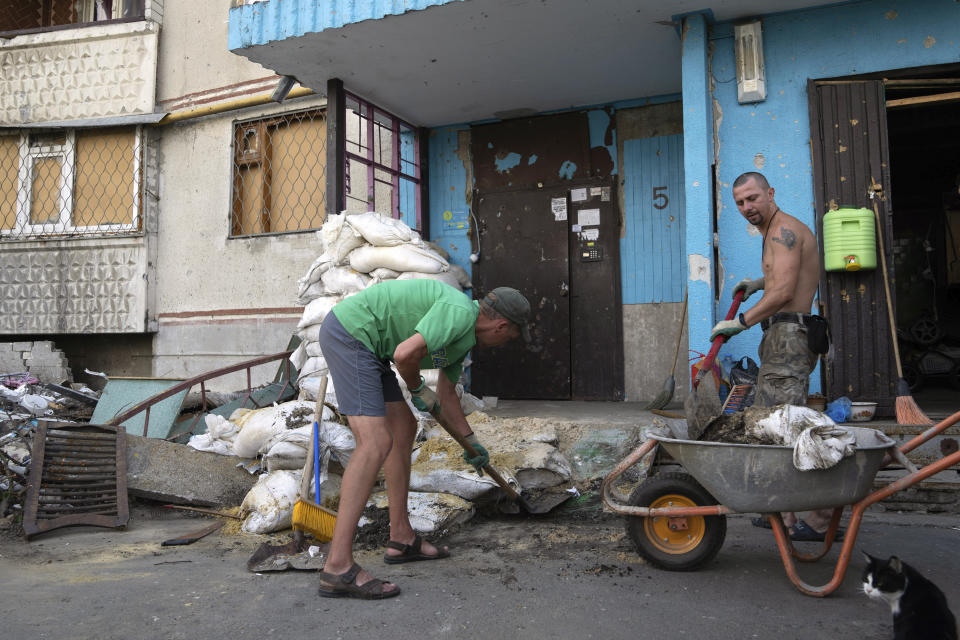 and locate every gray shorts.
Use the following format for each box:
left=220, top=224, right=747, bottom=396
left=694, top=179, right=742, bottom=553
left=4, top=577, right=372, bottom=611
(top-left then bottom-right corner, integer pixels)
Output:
left=315, top=310, right=404, bottom=417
